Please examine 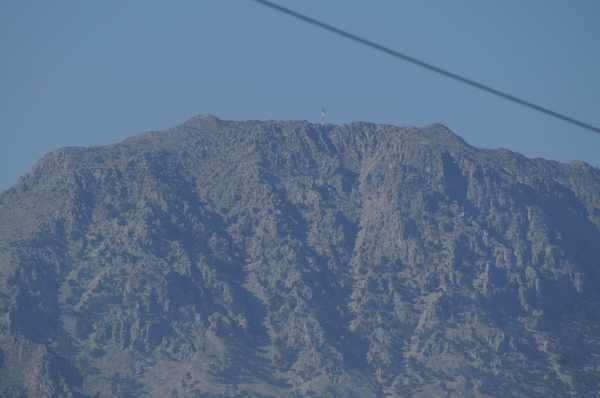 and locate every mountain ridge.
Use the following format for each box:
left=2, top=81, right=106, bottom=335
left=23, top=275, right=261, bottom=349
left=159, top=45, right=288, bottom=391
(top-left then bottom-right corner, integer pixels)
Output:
left=1, top=115, right=599, bottom=397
